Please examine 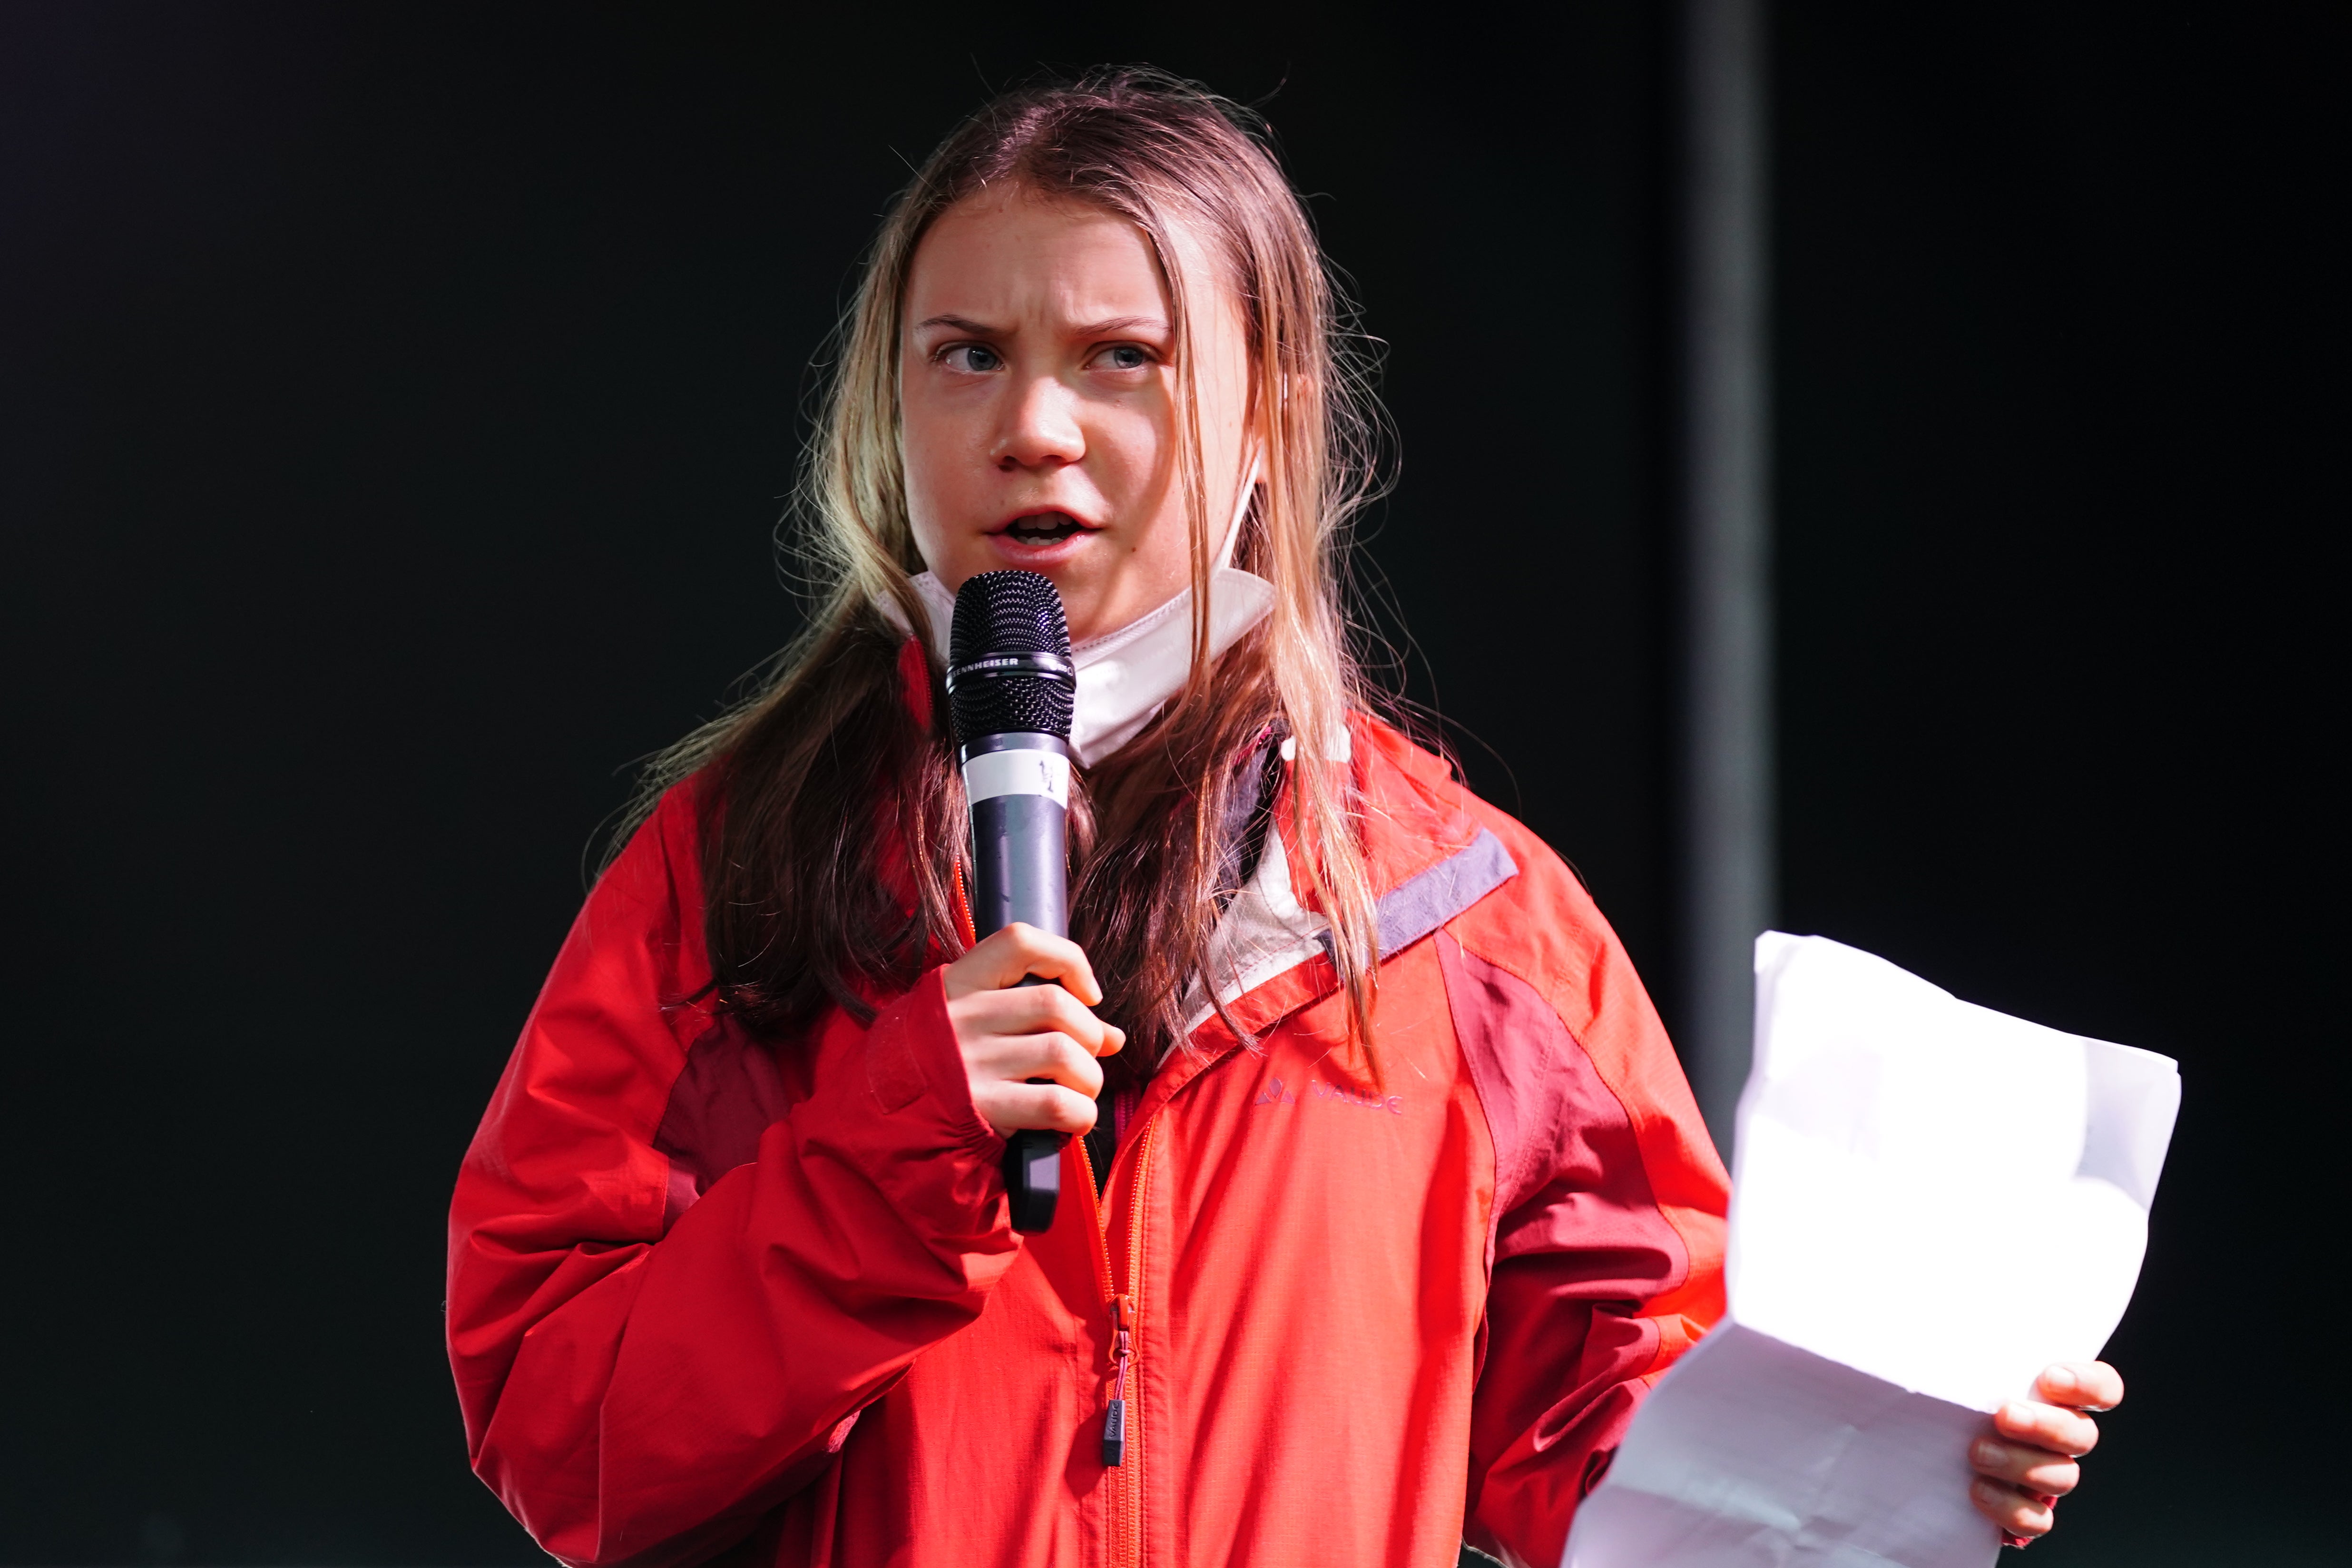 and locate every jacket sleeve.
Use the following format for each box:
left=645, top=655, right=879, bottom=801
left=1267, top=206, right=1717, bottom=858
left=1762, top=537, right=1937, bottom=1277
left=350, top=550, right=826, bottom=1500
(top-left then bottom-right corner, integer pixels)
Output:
left=1442, top=841, right=1730, bottom=1568
left=445, top=788, right=1016, bottom=1567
